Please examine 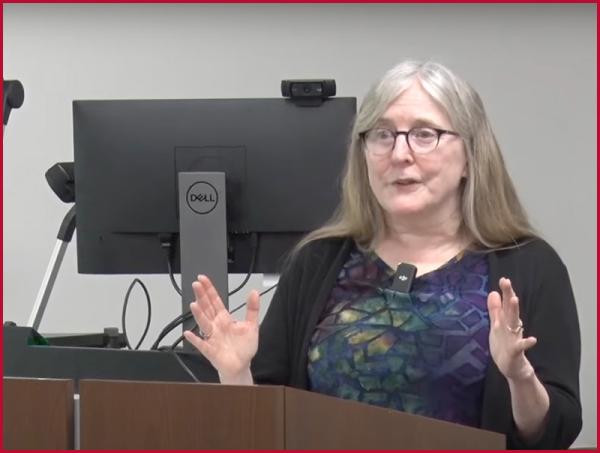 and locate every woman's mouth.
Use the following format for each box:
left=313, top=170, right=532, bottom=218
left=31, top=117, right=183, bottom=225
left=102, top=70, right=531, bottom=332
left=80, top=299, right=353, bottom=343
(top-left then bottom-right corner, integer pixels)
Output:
left=391, top=178, right=420, bottom=186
